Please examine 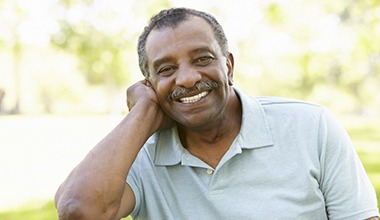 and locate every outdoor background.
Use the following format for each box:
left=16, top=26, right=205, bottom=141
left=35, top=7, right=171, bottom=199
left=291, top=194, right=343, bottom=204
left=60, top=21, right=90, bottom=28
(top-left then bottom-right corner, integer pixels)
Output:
left=0, top=0, right=379, bottom=219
